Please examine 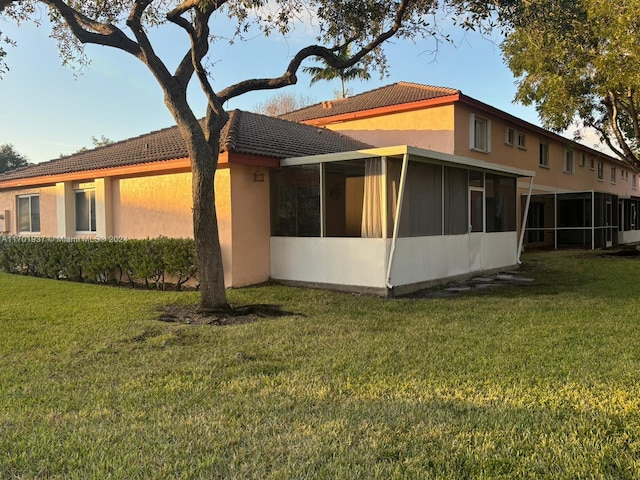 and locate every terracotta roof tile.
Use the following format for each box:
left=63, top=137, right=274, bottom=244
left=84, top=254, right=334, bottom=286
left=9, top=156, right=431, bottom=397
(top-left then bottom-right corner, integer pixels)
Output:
left=0, top=110, right=372, bottom=182
left=280, top=82, right=460, bottom=122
